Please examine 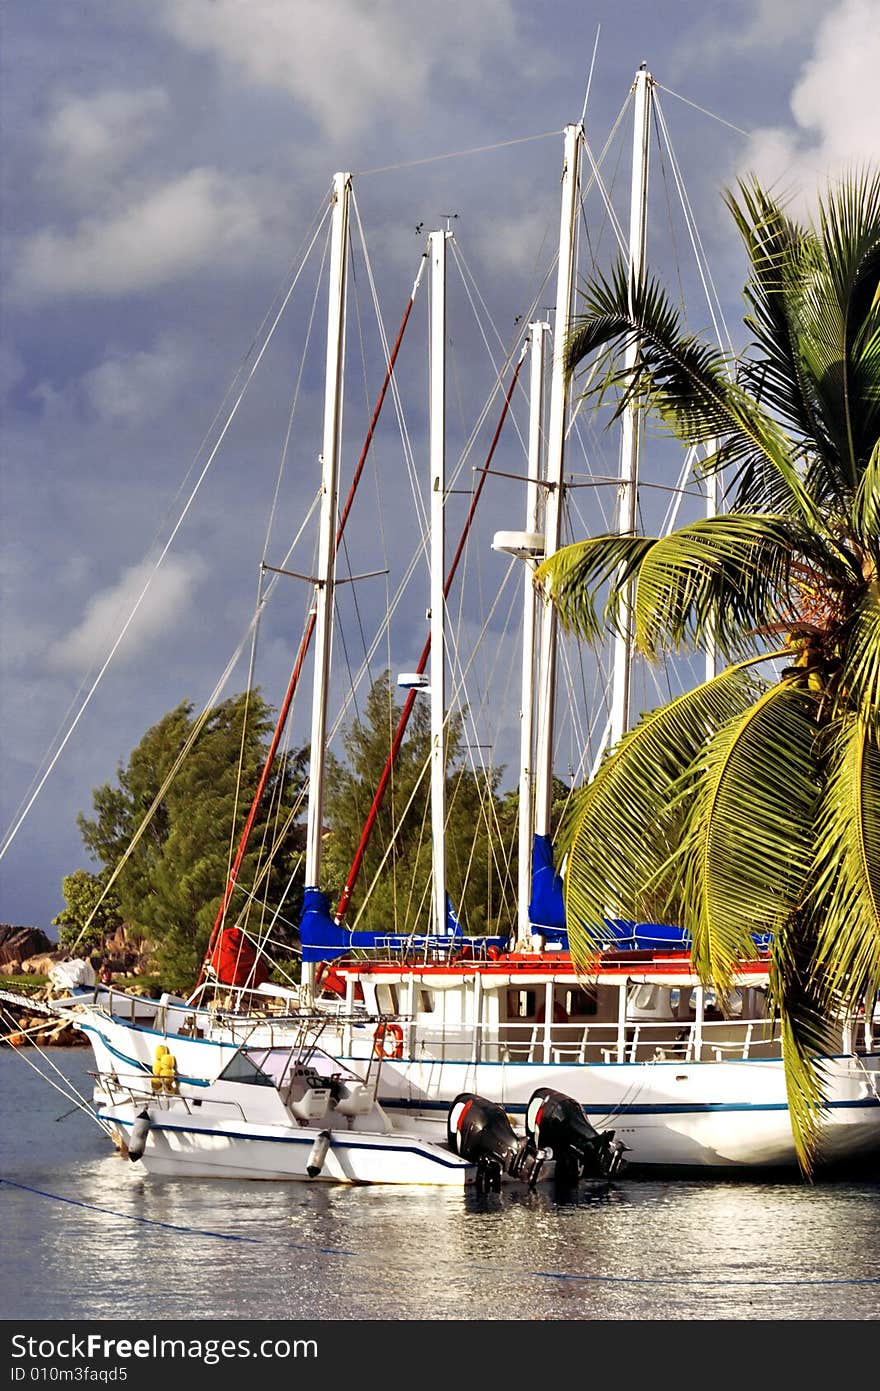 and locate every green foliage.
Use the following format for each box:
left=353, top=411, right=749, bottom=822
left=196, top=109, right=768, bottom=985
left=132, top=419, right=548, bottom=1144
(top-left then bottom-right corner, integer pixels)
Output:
left=75, top=692, right=308, bottom=991
left=538, top=170, right=880, bottom=1172
left=322, top=673, right=518, bottom=936
left=53, top=868, right=124, bottom=955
